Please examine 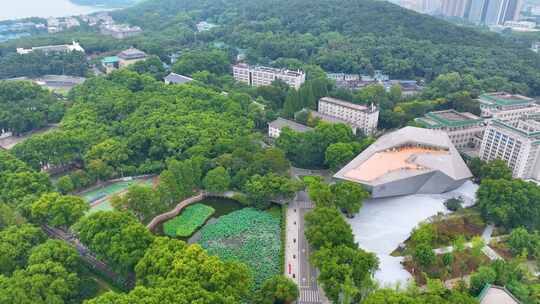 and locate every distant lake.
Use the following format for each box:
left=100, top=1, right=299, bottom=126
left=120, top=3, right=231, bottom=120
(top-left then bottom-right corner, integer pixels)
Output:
left=0, top=0, right=108, bottom=21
